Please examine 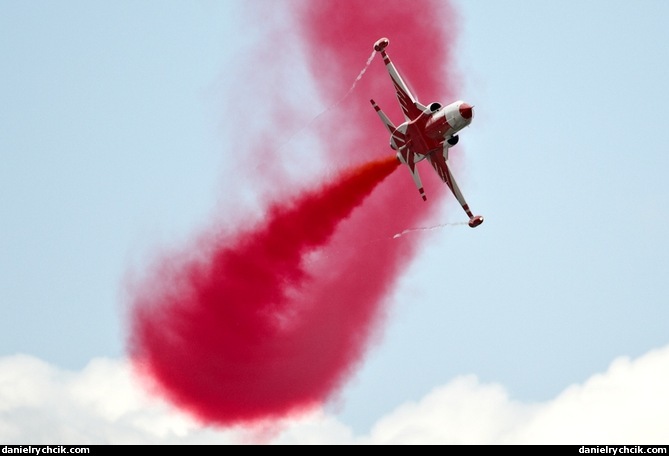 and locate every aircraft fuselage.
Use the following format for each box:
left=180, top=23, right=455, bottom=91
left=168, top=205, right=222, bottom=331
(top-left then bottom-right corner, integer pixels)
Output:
left=390, top=101, right=473, bottom=160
